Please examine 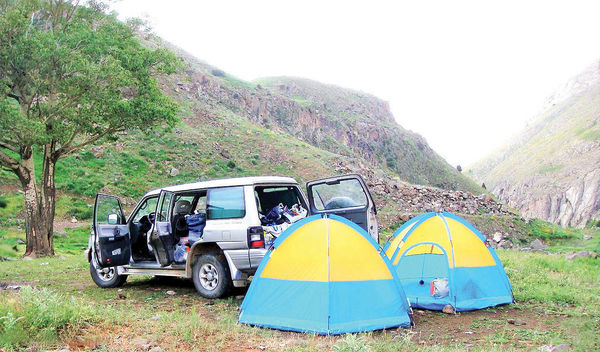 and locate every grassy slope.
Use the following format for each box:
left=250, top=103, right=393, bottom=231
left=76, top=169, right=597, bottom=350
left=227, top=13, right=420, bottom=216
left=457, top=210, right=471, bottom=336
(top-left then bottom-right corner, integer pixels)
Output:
left=468, top=75, right=600, bottom=194
left=0, top=224, right=598, bottom=351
